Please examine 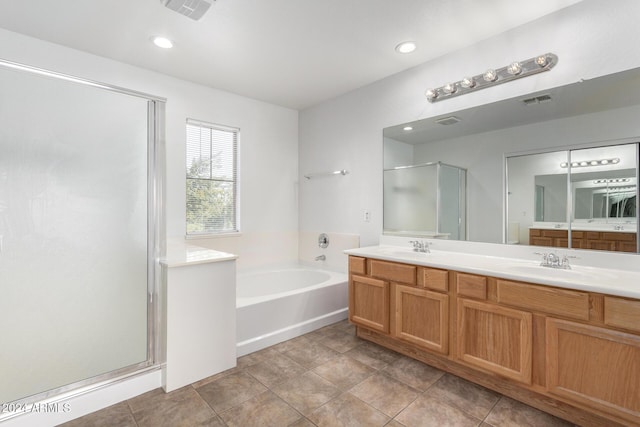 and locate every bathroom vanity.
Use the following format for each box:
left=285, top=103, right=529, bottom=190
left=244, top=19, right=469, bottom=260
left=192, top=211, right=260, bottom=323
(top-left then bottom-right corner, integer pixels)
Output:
left=345, top=243, right=640, bottom=427
left=529, top=226, right=637, bottom=252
